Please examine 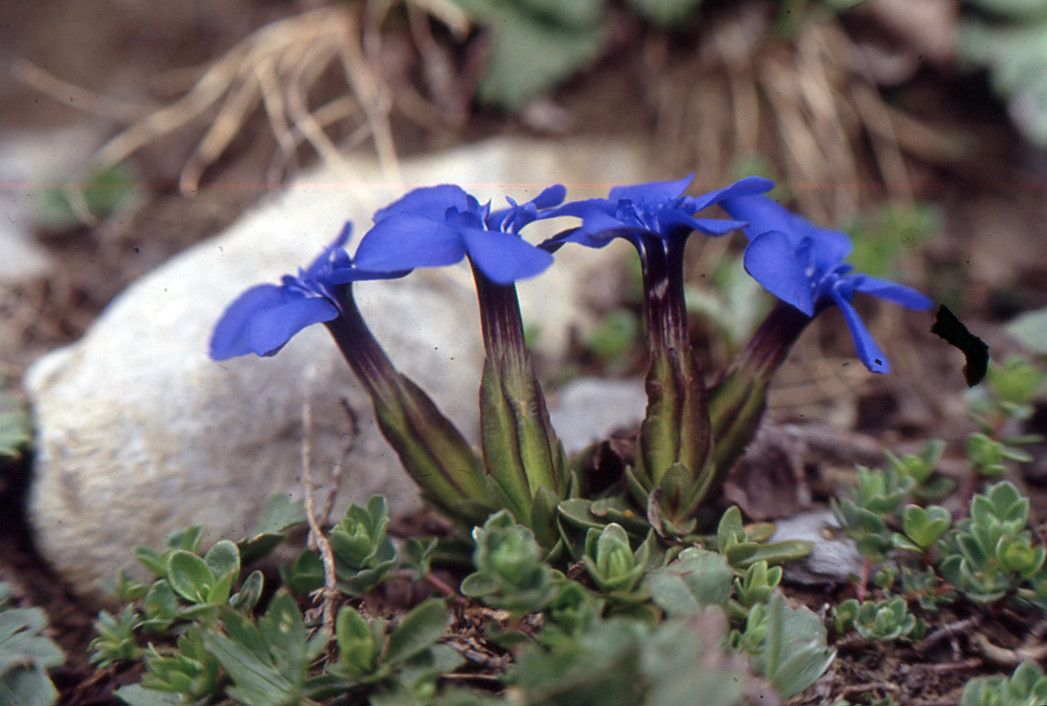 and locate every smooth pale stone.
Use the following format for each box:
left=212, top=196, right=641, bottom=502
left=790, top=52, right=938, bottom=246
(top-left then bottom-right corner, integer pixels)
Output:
left=770, top=510, right=864, bottom=586
left=26, top=138, right=651, bottom=600
left=549, top=377, right=646, bottom=454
